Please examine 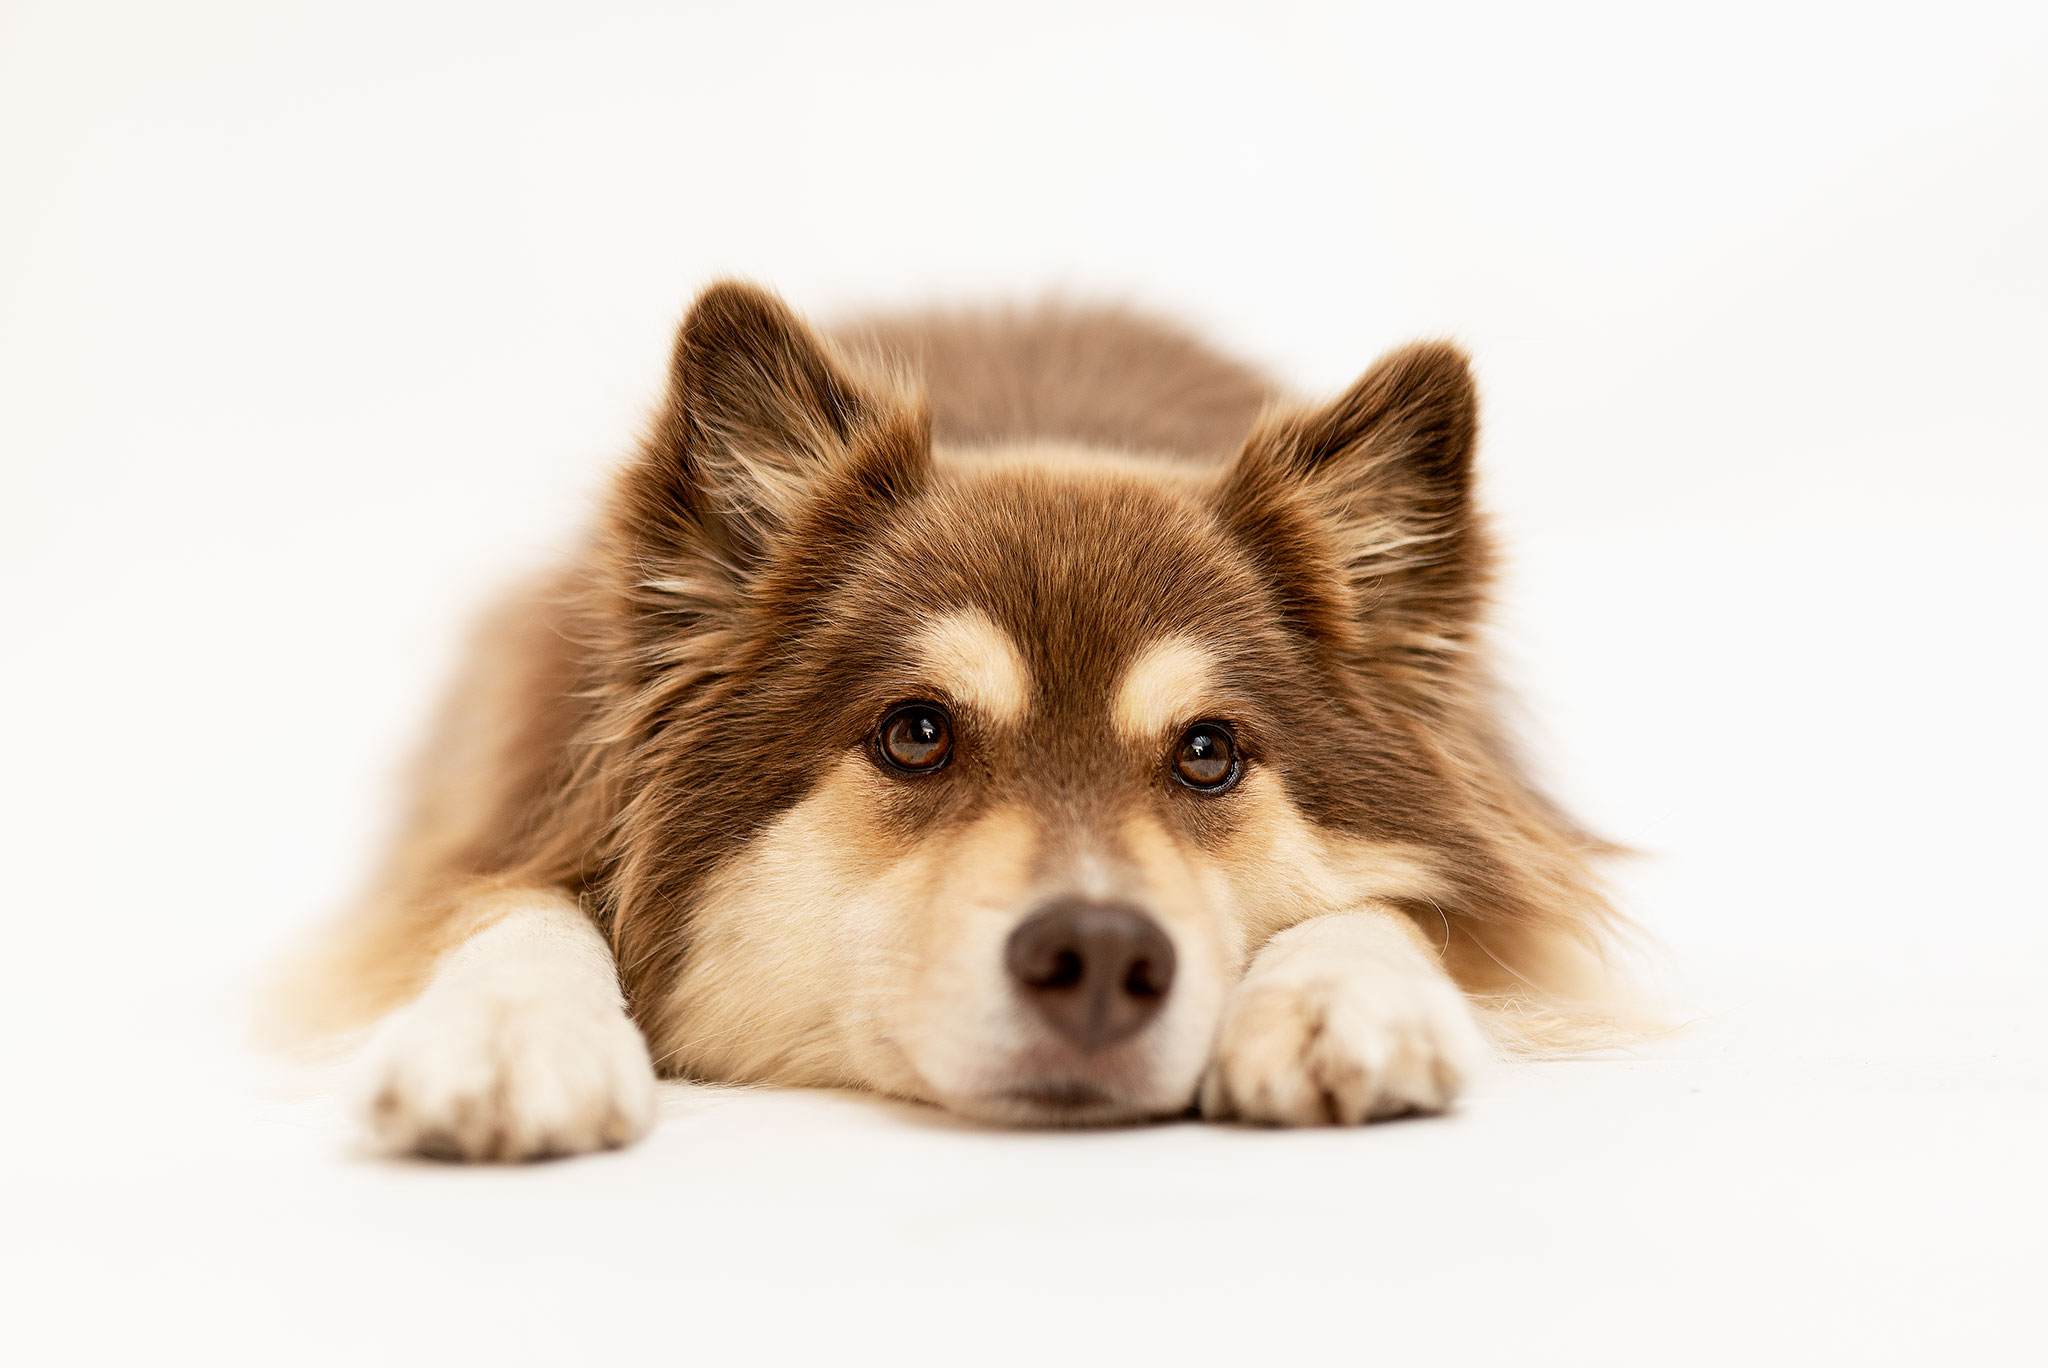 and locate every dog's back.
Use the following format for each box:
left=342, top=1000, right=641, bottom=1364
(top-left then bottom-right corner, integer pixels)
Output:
left=836, top=304, right=1274, bottom=458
